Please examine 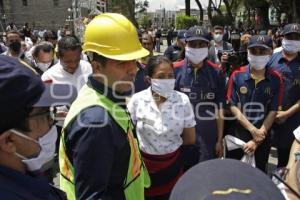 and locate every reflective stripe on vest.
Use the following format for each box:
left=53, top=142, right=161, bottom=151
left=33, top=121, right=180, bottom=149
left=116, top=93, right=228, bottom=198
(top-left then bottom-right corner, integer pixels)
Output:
left=59, top=84, right=150, bottom=200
